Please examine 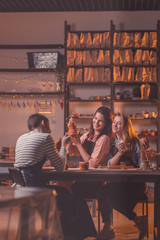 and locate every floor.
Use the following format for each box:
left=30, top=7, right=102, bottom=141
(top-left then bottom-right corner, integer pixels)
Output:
left=0, top=199, right=154, bottom=240
left=92, top=203, right=154, bottom=240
